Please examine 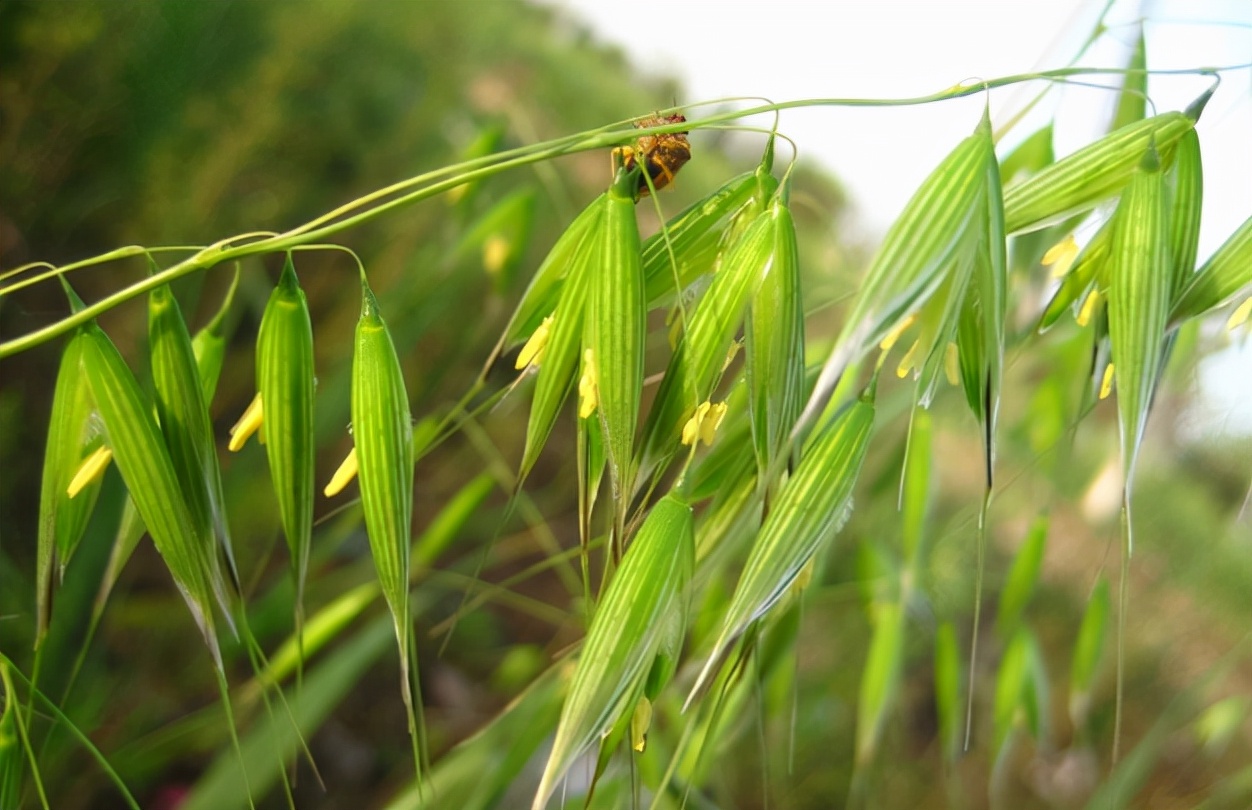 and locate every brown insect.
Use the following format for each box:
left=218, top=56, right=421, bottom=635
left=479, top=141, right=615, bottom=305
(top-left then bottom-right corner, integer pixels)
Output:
left=612, top=113, right=691, bottom=196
